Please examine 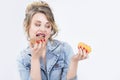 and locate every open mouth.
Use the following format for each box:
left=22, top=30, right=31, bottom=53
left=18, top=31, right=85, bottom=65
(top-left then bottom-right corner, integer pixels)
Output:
left=36, top=33, right=45, bottom=38
left=30, top=33, right=46, bottom=45
left=36, top=33, right=46, bottom=43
